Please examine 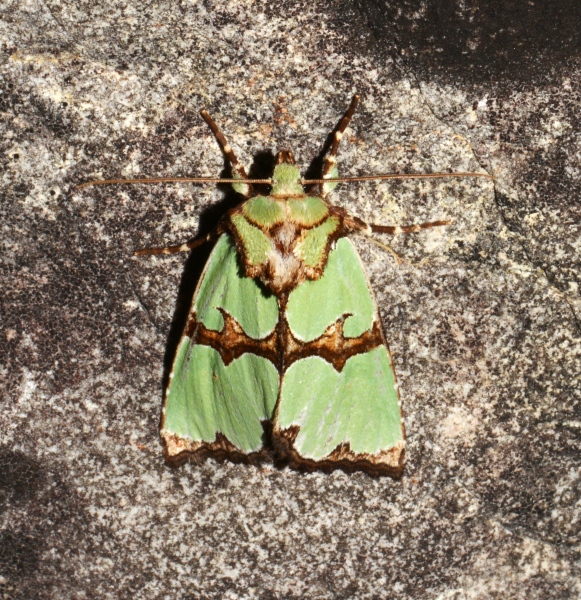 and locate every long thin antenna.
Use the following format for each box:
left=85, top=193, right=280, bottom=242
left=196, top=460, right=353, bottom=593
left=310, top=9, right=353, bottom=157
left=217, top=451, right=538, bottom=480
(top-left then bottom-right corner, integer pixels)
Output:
left=304, top=172, right=493, bottom=184
left=76, top=171, right=493, bottom=190
left=75, top=177, right=273, bottom=190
